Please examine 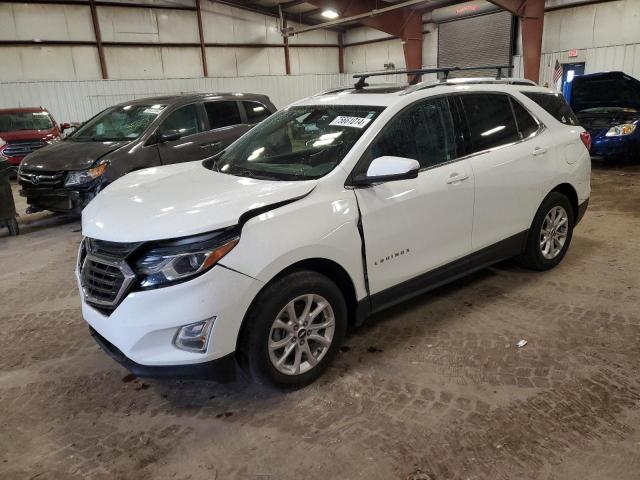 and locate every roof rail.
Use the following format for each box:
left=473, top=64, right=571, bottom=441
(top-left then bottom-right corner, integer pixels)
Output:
left=353, top=64, right=514, bottom=89
left=402, top=76, right=536, bottom=95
